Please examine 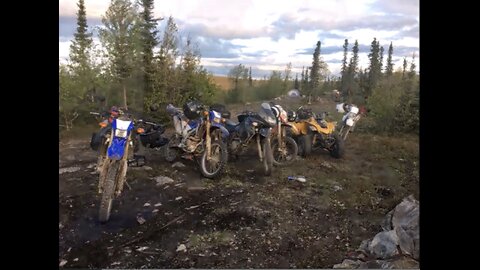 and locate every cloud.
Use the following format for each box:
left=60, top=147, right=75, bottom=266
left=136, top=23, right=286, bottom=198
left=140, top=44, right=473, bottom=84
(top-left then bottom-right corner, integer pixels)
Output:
left=193, top=37, right=245, bottom=59
left=395, top=24, right=419, bottom=39
left=269, top=13, right=418, bottom=41
left=176, top=20, right=269, bottom=40
left=59, top=16, right=103, bottom=40
left=58, top=0, right=420, bottom=77
left=372, top=0, right=419, bottom=16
